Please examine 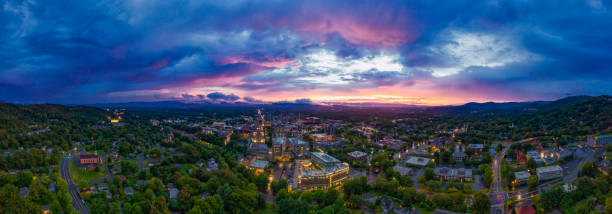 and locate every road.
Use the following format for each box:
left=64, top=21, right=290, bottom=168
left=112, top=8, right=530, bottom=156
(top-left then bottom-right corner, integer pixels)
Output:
left=101, top=154, right=113, bottom=182
left=562, top=148, right=601, bottom=183
left=489, top=144, right=509, bottom=214
left=489, top=139, right=533, bottom=214
left=60, top=156, right=90, bottom=214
